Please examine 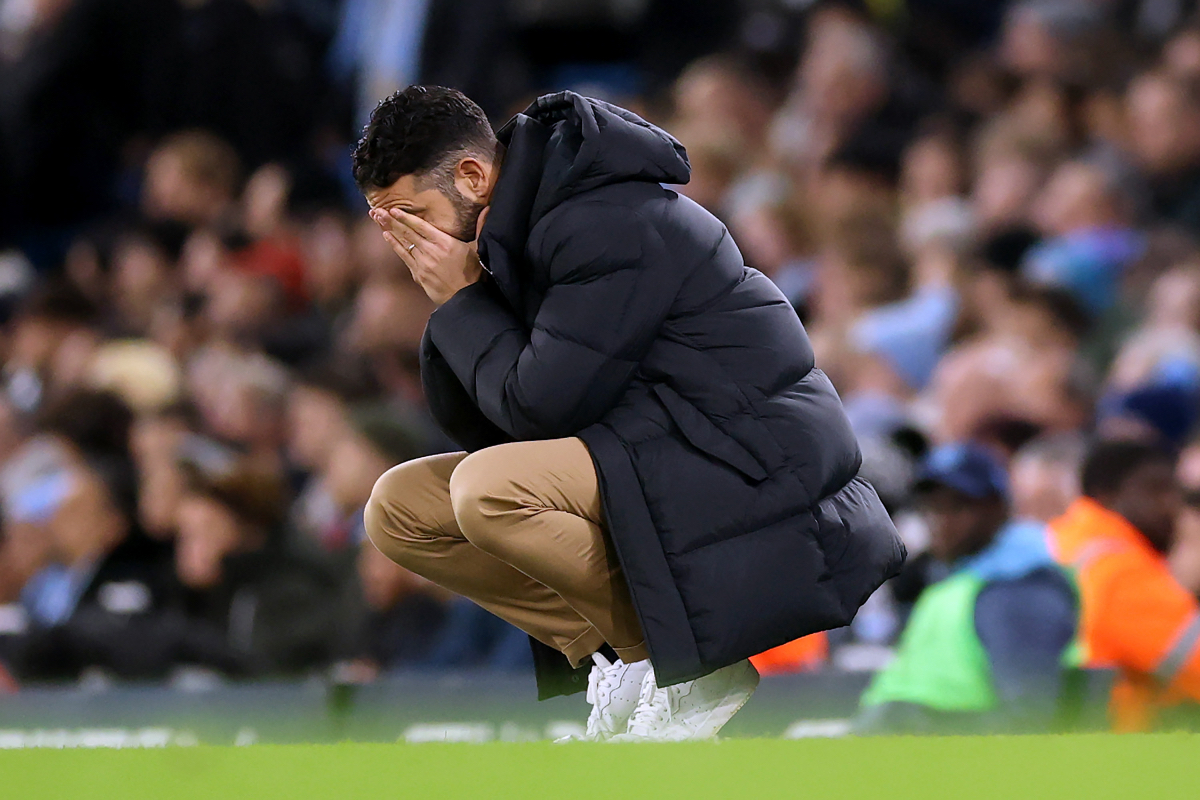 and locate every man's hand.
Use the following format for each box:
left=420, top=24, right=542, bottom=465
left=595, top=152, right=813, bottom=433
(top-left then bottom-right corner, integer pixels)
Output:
left=371, top=207, right=486, bottom=305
